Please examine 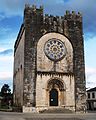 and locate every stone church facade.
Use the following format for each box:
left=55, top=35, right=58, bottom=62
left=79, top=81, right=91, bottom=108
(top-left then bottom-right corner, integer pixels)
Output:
left=13, top=5, right=86, bottom=113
